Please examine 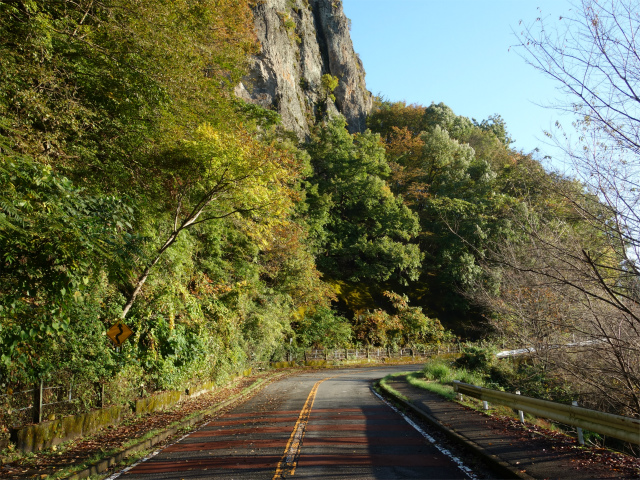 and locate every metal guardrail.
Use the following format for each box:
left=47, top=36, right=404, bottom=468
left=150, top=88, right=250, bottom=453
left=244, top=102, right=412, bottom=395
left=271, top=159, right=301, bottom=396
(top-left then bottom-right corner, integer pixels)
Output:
left=453, top=381, right=640, bottom=445
left=495, top=339, right=606, bottom=358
